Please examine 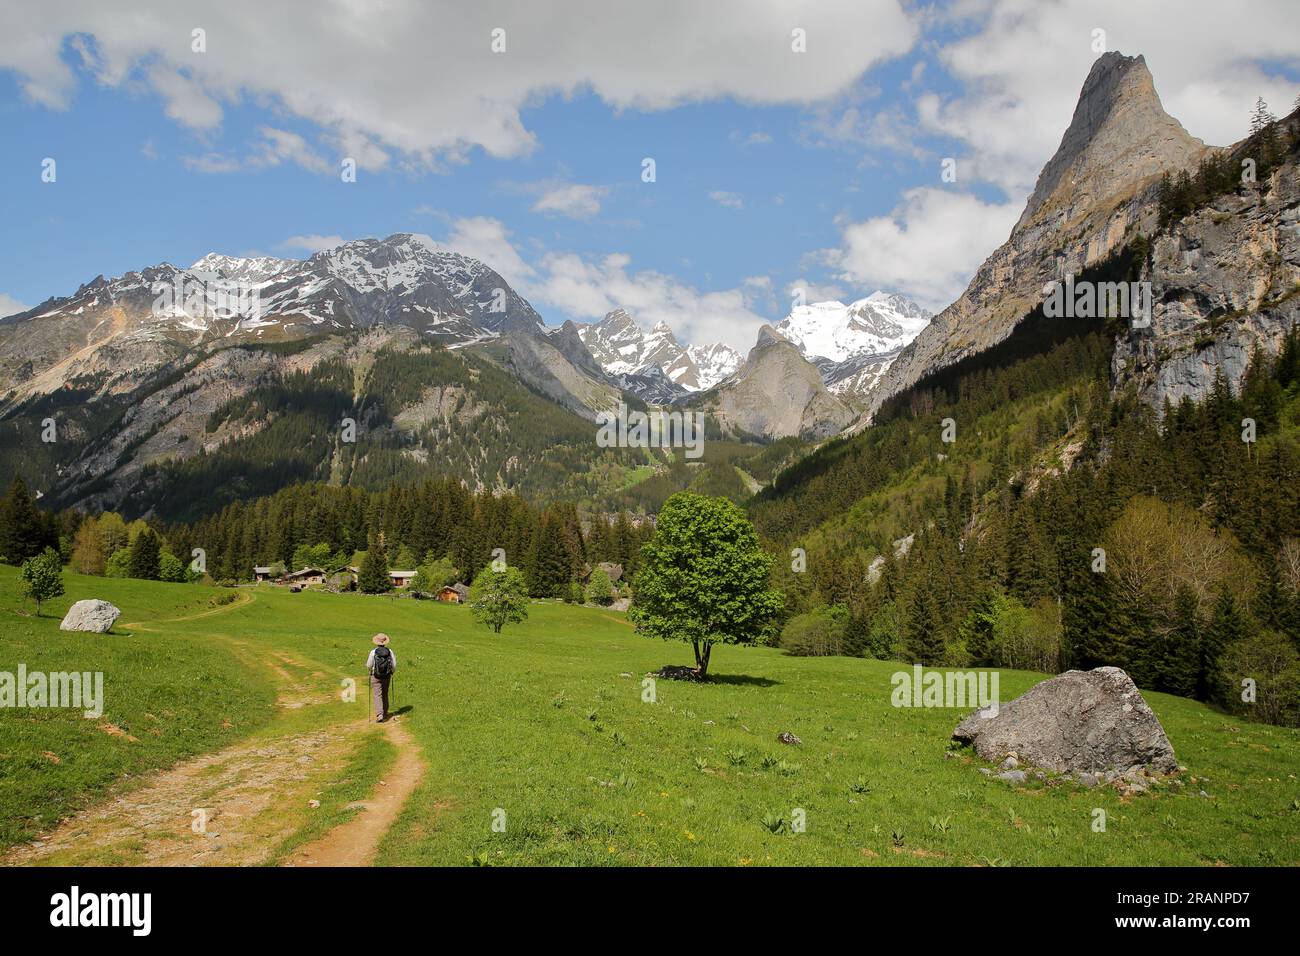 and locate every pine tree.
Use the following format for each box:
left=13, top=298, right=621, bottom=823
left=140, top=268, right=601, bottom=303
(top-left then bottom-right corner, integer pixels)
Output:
left=904, top=582, right=946, bottom=666
left=1201, top=589, right=1249, bottom=703
left=0, top=476, right=50, bottom=565
left=128, top=527, right=162, bottom=580
left=1157, top=585, right=1201, bottom=698
left=358, top=541, right=392, bottom=594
